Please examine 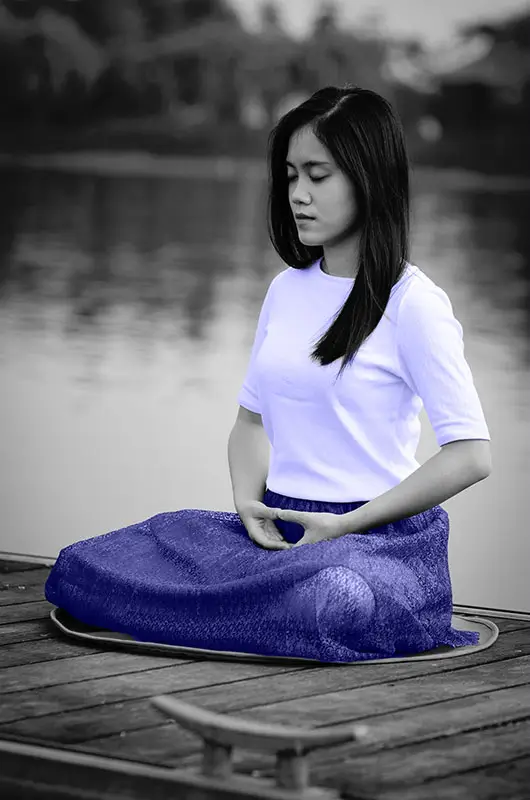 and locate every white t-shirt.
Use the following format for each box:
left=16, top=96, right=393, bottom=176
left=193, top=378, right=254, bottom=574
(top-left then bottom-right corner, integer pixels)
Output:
left=237, top=257, right=491, bottom=502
